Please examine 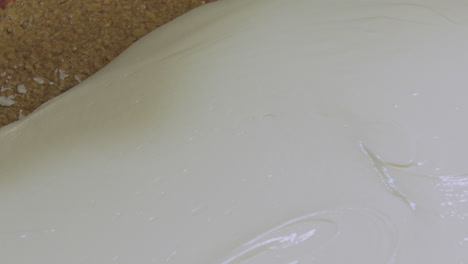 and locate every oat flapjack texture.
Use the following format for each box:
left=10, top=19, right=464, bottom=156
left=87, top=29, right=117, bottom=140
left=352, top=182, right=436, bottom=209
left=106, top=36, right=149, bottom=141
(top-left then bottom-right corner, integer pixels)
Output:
left=0, top=0, right=215, bottom=127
